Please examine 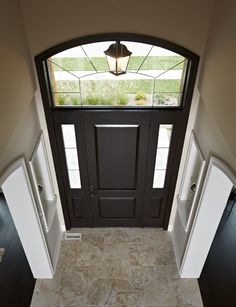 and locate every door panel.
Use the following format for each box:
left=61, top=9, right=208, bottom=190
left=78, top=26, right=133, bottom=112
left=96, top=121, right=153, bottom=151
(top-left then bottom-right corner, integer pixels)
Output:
left=98, top=197, right=136, bottom=218
left=84, top=111, right=150, bottom=227
left=95, top=124, right=139, bottom=189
